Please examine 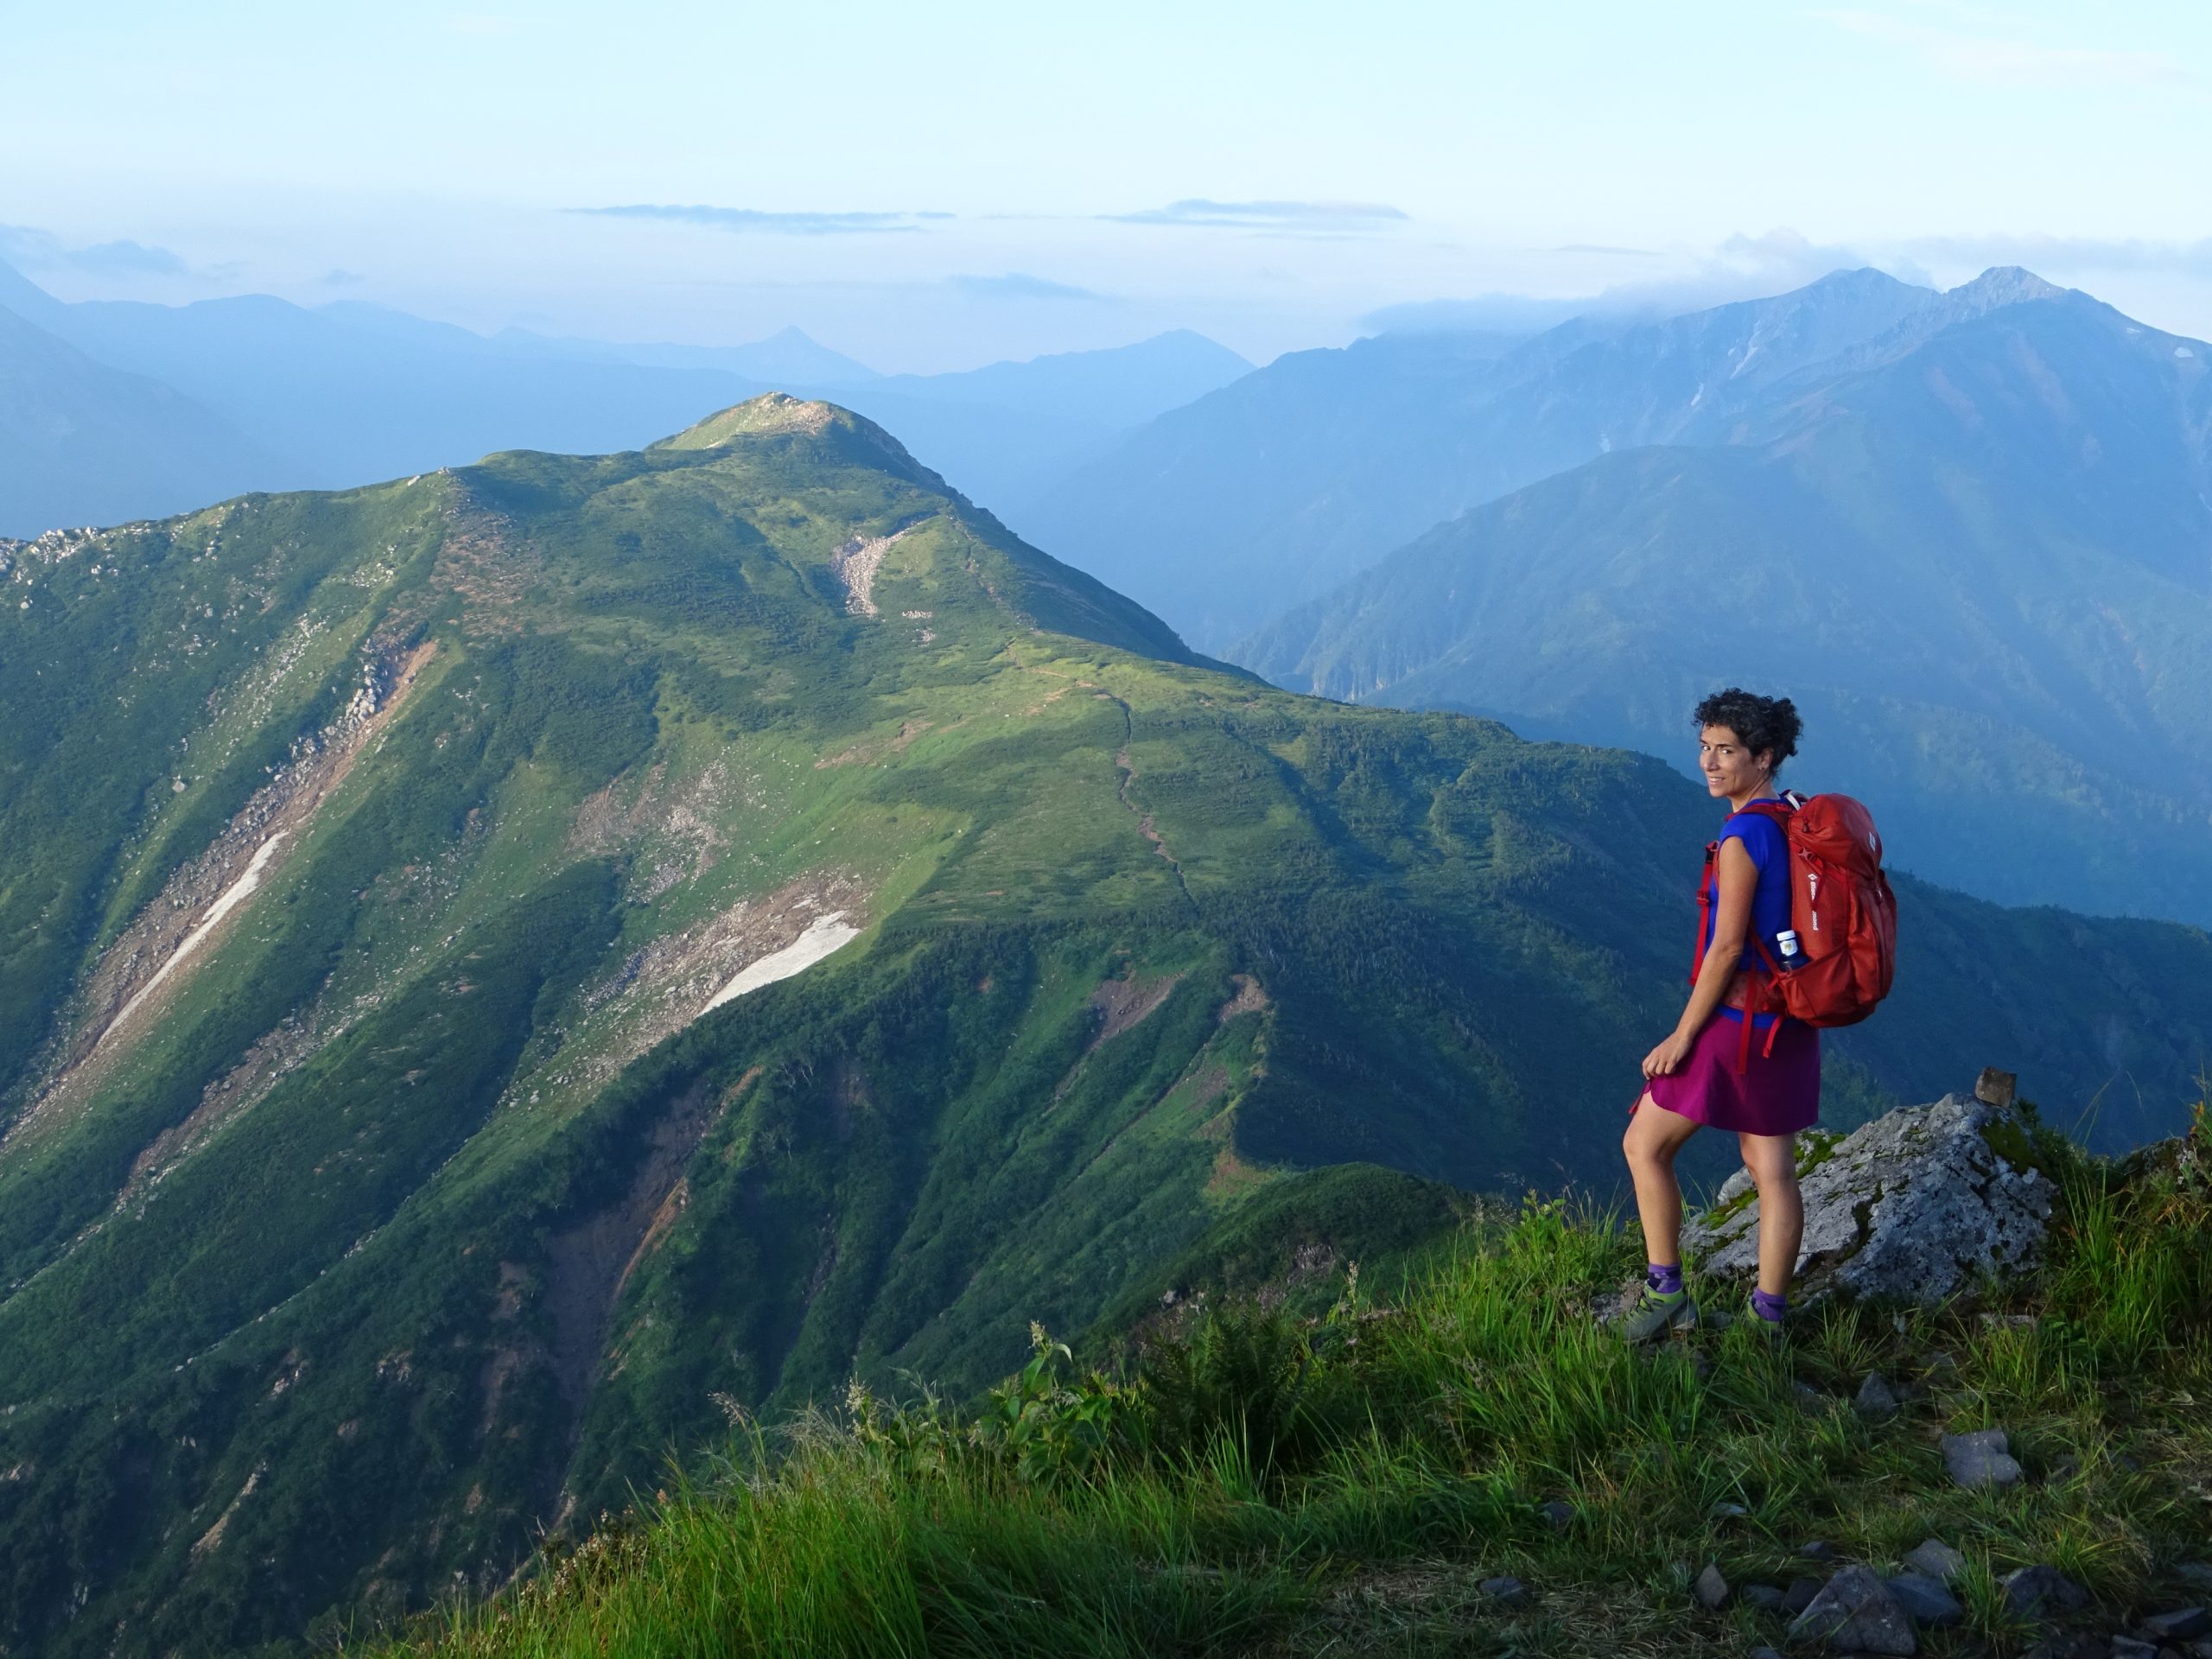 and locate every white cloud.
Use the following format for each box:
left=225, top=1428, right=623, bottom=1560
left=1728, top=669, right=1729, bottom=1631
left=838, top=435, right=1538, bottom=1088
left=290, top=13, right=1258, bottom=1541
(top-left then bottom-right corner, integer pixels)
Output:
left=0, top=223, right=193, bottom=277
left=1104, top=199, right=1408, bottom=233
